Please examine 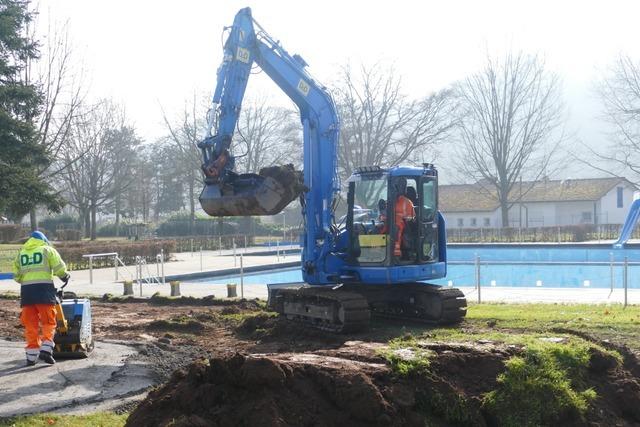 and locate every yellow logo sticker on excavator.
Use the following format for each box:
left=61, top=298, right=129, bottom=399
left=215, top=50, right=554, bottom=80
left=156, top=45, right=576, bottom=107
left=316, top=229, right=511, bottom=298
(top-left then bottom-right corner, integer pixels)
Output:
left=359, top=234, right=386, bottom=248
left=297, top=79, right=310, bottom=96
left=236, top=47, right=250, bottom=64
